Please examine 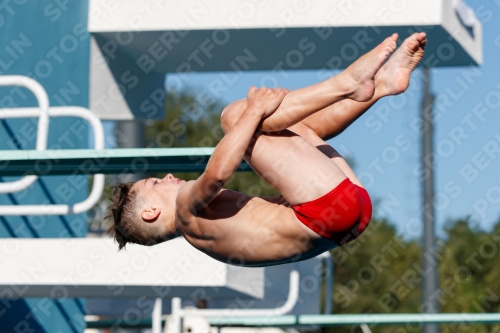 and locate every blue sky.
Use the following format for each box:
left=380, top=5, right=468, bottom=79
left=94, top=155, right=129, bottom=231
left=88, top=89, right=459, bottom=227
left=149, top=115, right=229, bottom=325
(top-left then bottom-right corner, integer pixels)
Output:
left=157, top=0, right=500, bottom=239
